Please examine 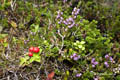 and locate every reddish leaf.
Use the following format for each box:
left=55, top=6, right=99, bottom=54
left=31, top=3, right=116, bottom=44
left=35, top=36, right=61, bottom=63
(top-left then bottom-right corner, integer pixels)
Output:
left=46, top=71, right=55, bottom=80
